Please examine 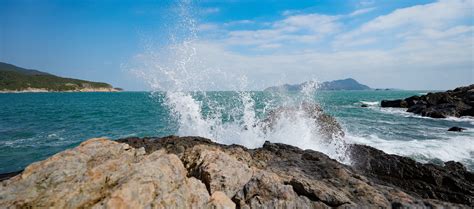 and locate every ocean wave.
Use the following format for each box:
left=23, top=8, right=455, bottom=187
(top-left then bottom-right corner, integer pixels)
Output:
left=359, top=101, right=379, bottom=106
left=346, top=134, right=474, bottom=167
left=444, top=116, right=474, bottom=123
left=0, top=130, right=71, bottom=148
left=374, top=107, right=474, bottom=124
